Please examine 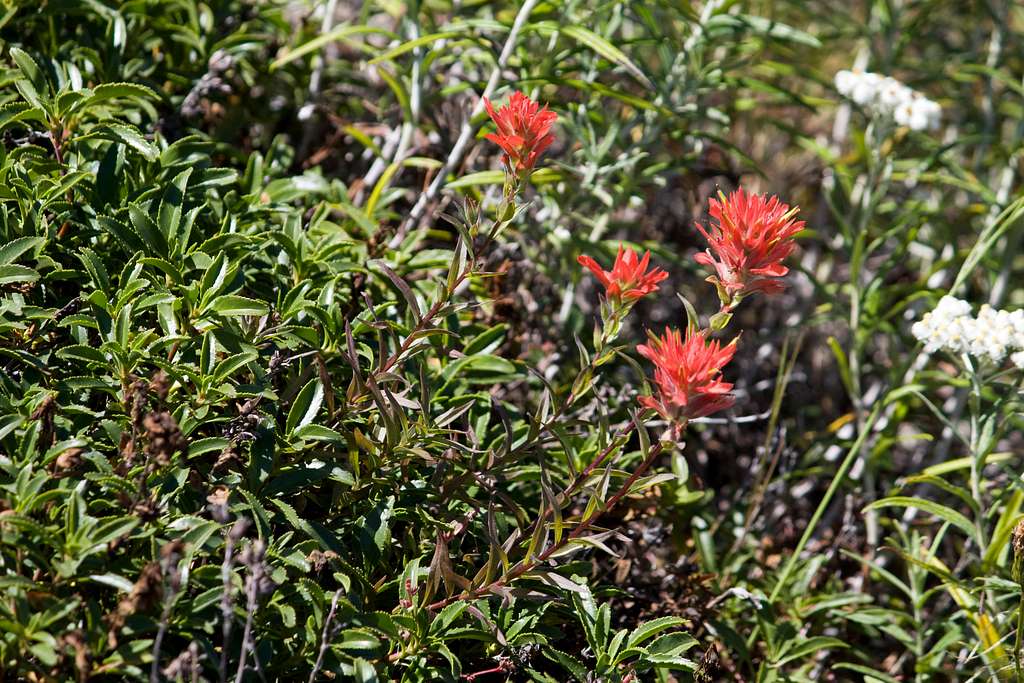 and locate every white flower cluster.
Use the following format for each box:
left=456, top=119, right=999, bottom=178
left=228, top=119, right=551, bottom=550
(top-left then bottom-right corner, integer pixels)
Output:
left=912, top=296, right=1024, bottom=368
left=834, top=69, right=941, bottom=131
